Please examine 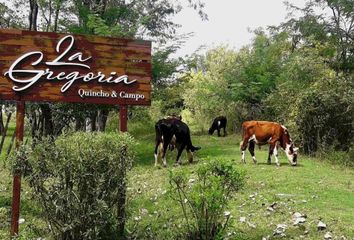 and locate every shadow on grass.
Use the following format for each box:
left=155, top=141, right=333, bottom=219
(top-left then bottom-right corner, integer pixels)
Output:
left=255, top=162, right=304, bottom=167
